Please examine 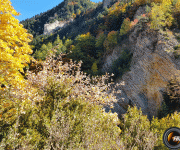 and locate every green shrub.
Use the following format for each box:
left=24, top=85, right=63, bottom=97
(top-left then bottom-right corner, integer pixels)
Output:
left=145, top=4, right=151, bottom=13
left=172, top=44, right=180, bottom=58
left=0, top=88, right=47, bottom=149
left=103, top=31, right=118, bottom=54
left=151, top=111, right=180, bottom=149
left=174, top=44, right=180, bottom=50
left=91, top=62, right=98, bottom=75
left=33, top=44, right=49, bottom=60
left=119, top=18, right=131, bottom=36
left=44, top=98, right=121, bottom=149
left=53, top=34, right=62, bottom=46
left=64, top=38, right=73, bottom=52
left=68, top=32, right=96, bottom=72
left=0, top=55, right=122, bottom=149
left=120, top=105, right=157, bottom=150
left=95, top=32, right=106, bottom=50
left=152, top=76, right=180, bottom=149
left=97, top=13, right=104, bottom=20
left=174, top=32, right=180, bottom=38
